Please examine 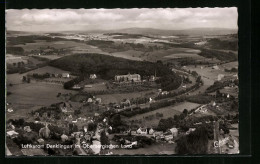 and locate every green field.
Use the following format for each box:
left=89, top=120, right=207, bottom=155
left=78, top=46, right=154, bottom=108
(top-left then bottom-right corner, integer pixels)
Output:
left=97, top=89, right=157, bottom=104
left=125, top=102, right=200, bottom=127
